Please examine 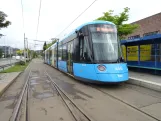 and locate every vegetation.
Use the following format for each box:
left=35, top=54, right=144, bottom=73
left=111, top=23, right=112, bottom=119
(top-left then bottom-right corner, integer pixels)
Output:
left=43, top=38, right=59, bottom=51
left=0, top=11, right=11, bottom=38
left=46, top=42, right=53, bottom=49
left=43, top=42, right=47, bottom=51
left=0, top=48, right=2, bottom=58
left=0, top=62, right=29, bottom=73
left=18, top=60, right=26, bottom=65
left=16, top=50, right=23, bottom=56
left=16, top=49, right=33, bottom=59
left=32, top=51, right=38, bottom=58
left=96, top=7, right=138, bottom=40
